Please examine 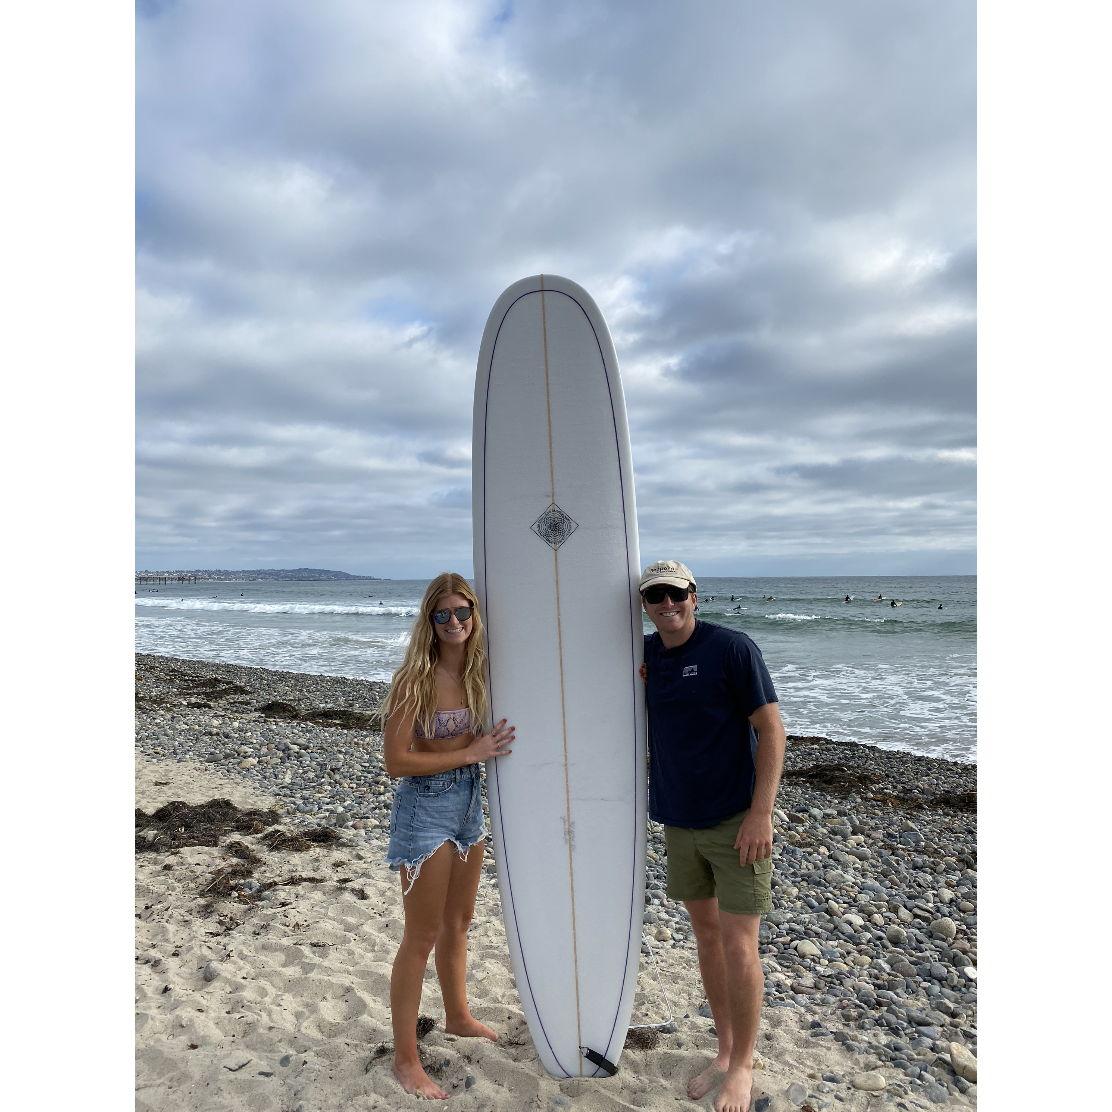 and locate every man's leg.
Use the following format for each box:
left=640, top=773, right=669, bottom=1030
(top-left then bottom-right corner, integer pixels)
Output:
left=684, top=813, right=772, bottom=1110
left=684, top=897, right=734, bottom=1099
left=713, top=909, right=763, bottom=1112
